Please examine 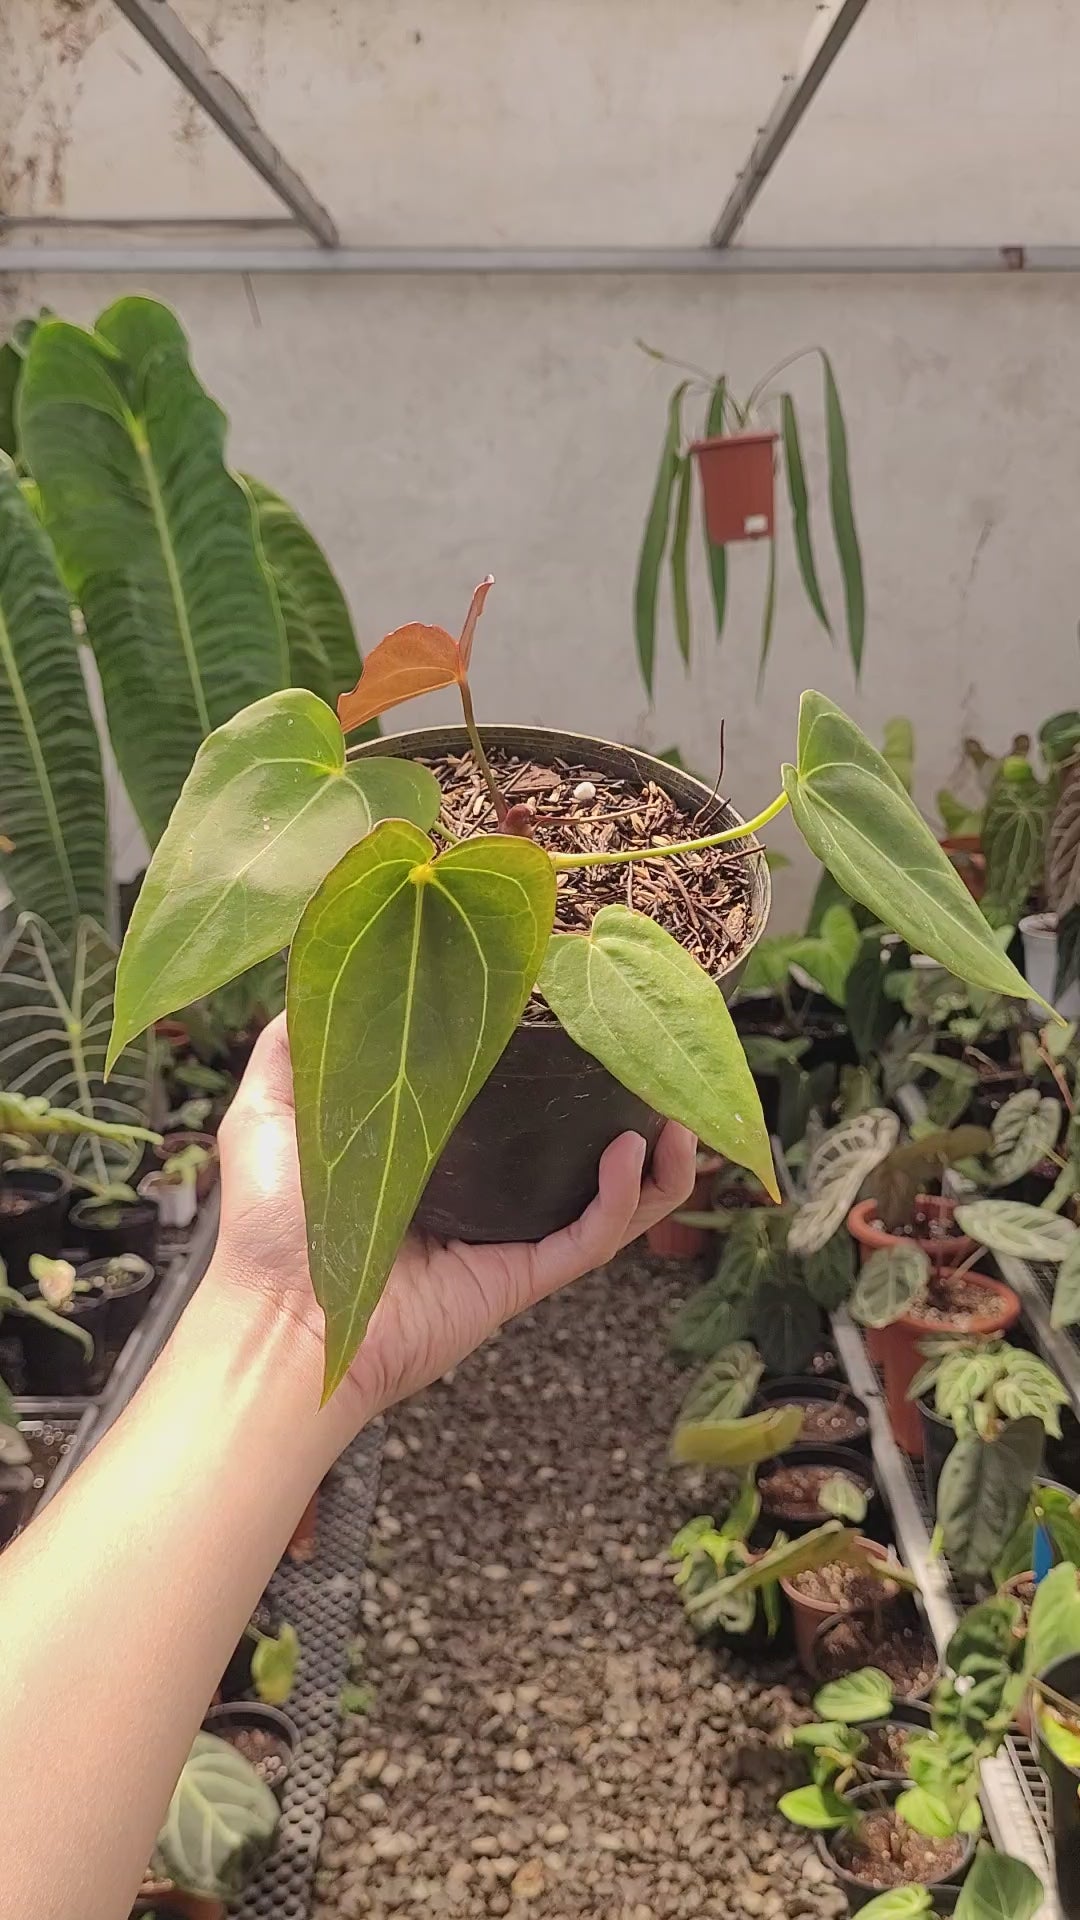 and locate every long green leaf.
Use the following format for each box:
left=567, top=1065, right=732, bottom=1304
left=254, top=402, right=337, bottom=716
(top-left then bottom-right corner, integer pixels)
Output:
left=670, top=1402, right=803, bottom=1468
left=633, top=382, right=687, bottom=697
left=669, top=454, right=693, bottom=667
left=245, top=477, right=367, bottom=717
left=781, top=393, right=830, bottom=635
left=937, top=1416, right=1045, bottom=1580
left=538, top=905, right=779, bottom=1200
left=703, top=378, right=727, bottom=644
left=757, top=535, right=777, bottom=690
left=783, top=693, right=1042, bottom=1004
left=18, top=298, right=288, bottom=846
left=0, top=455, right=107, bottom=937
left=0, top=916, right=152, bottom=1191
left=107, top=690, right=440, bottom=1072
left=954, top=1198, right=1078, bottom=1262
left=289, top=824, right=556, bottom=1396
left=820, top=351, right=865, bottom=677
